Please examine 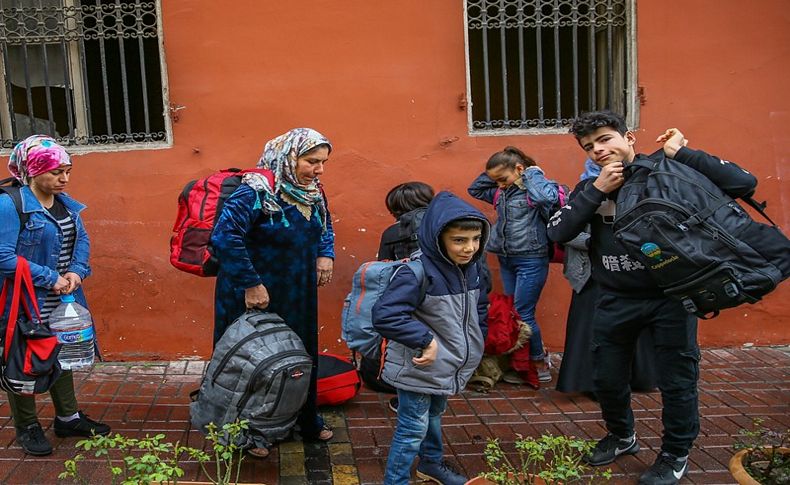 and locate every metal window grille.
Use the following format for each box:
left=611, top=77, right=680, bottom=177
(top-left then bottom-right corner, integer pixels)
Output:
left=465, top=0, right=635, bottom=133
left=0, top=0, right=168, bottom=149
